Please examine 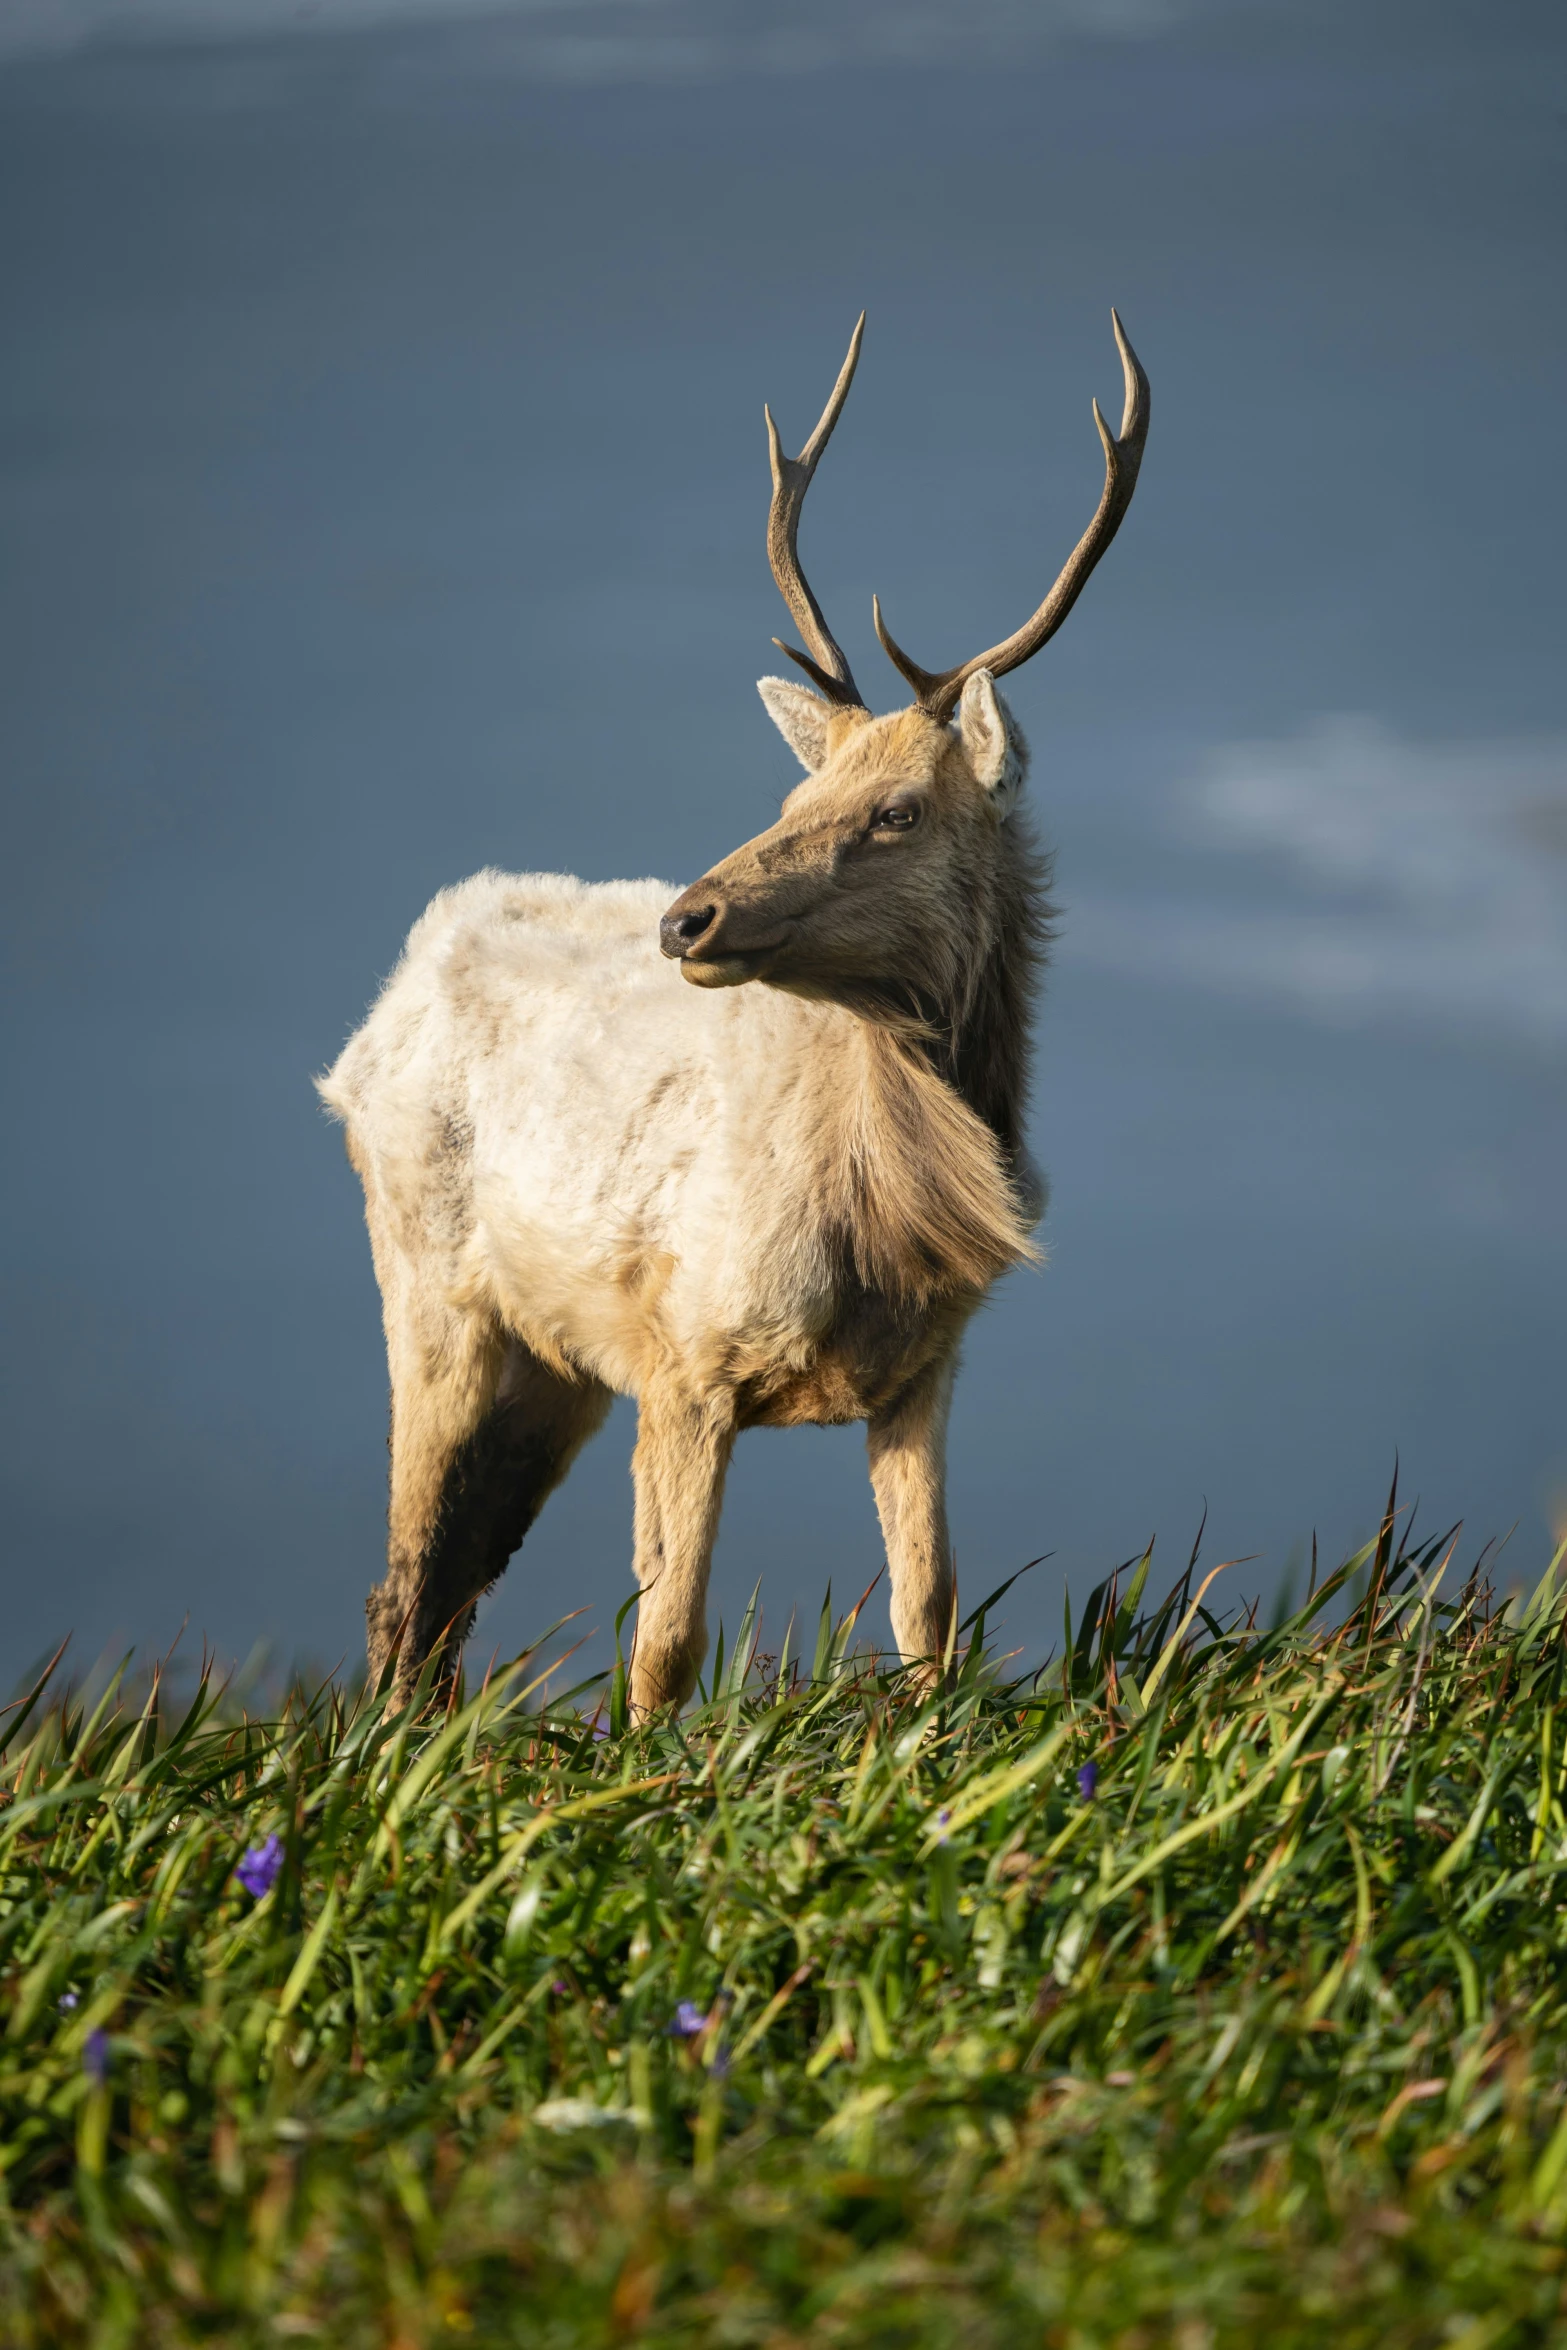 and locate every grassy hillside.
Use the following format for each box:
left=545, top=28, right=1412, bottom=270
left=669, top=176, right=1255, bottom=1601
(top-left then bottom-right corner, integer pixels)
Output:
left=4, top=1505, right=1567, bottom=2347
